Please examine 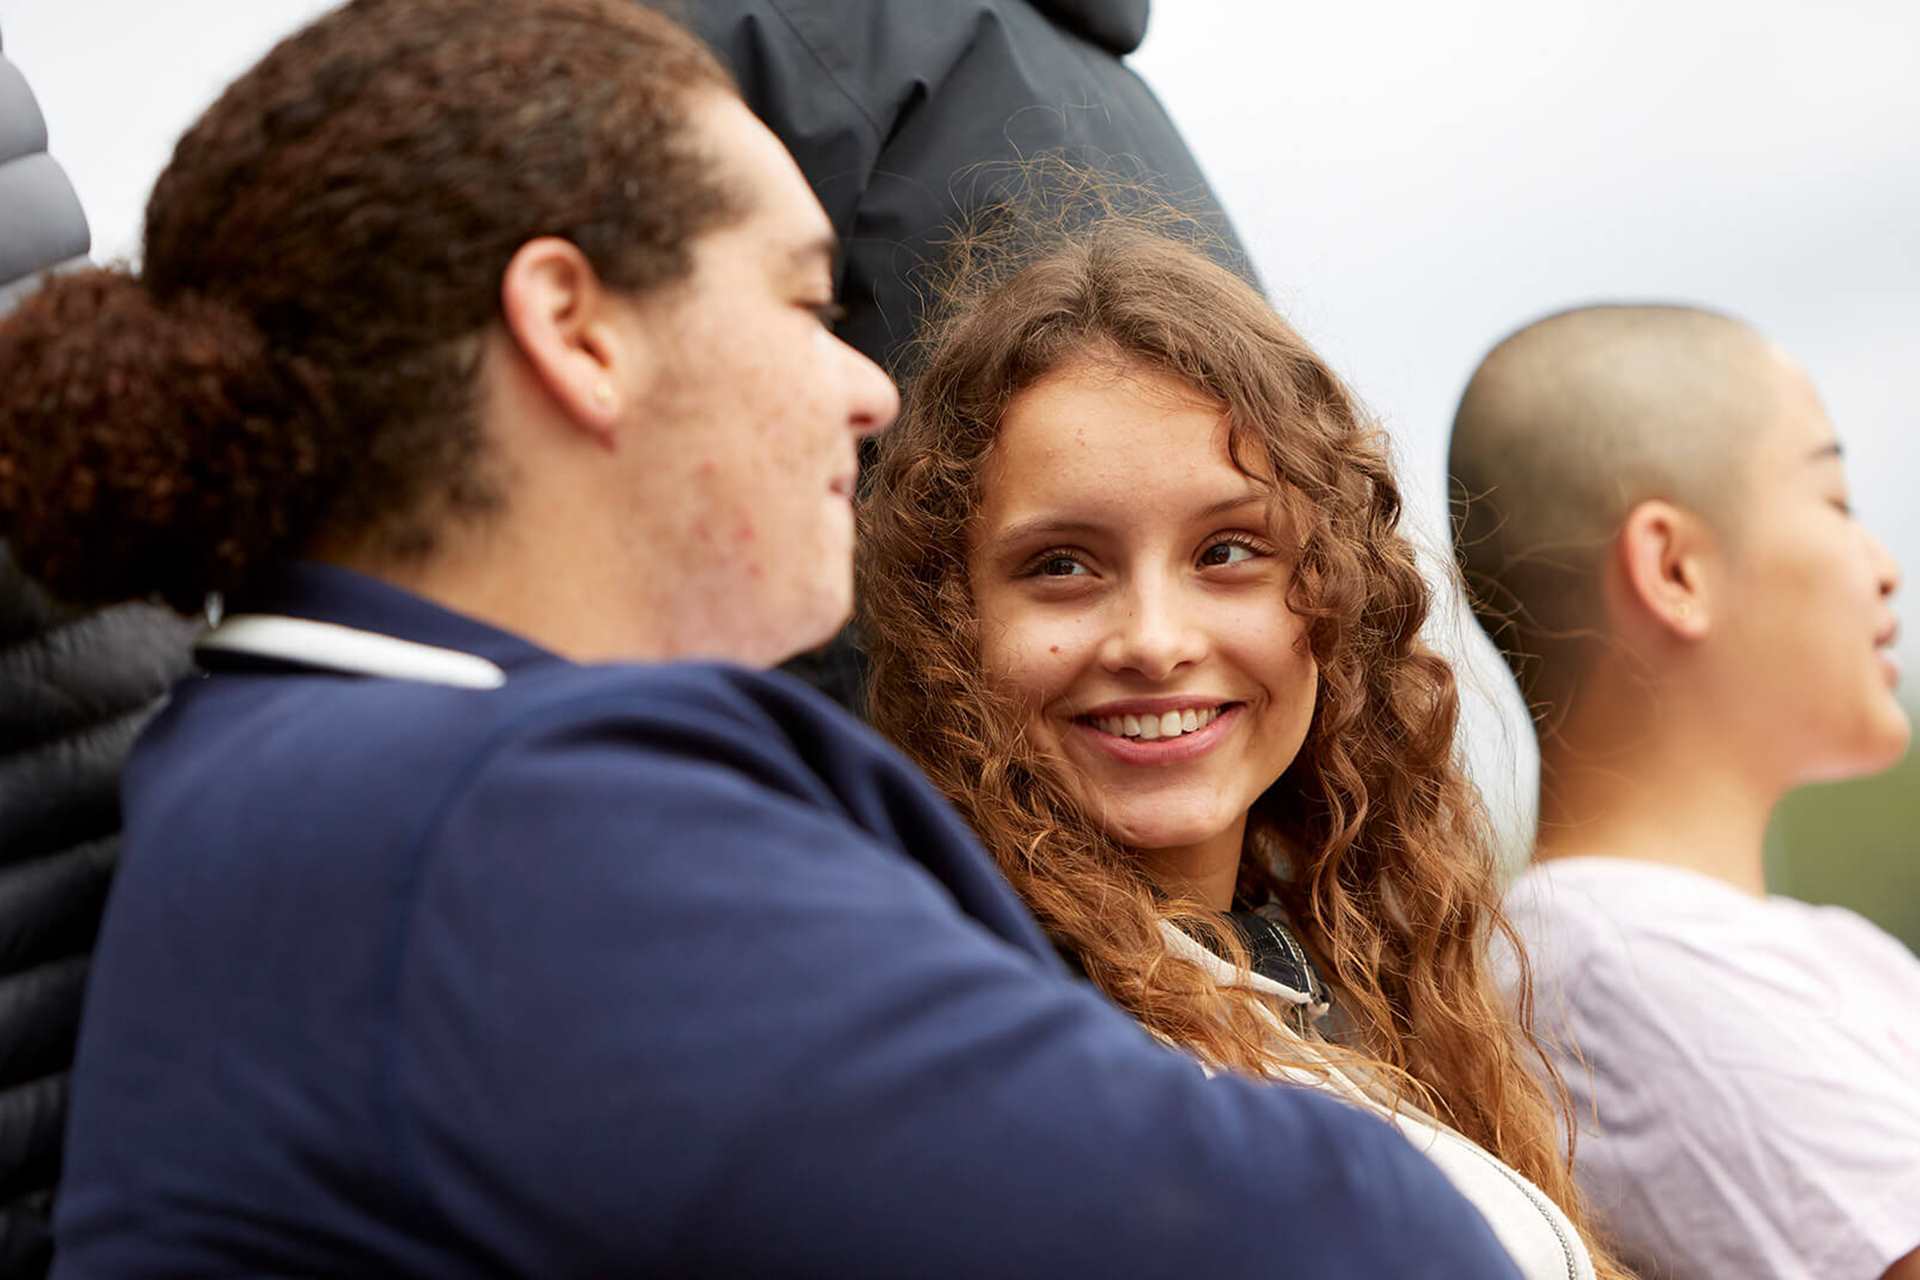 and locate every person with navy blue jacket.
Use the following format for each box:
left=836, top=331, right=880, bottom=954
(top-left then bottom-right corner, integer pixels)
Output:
left=0, top=1, right=1521, bottom=1274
